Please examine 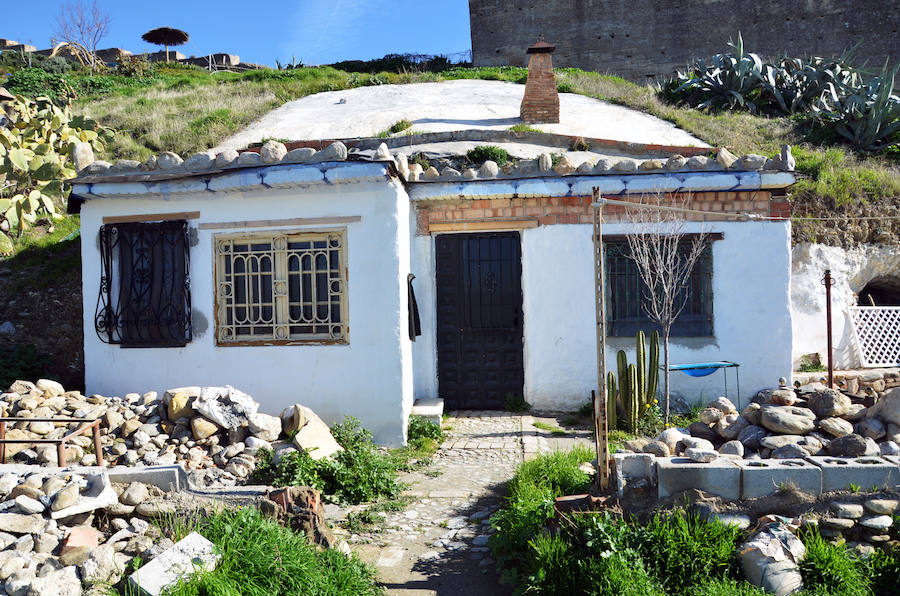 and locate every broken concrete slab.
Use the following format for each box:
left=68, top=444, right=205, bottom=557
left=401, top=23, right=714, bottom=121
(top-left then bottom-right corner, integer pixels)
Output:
left=614, top=452, right=658, bottom=498
left=292, top=406, right=343, bottom=460
left=50, top=470, right=117, bottom=520
left=657, top=457, right=741, bottom=500
left=736, top=459, right=822, bottom=498
left=105, top=465, right=190, bottom=492
left=806, top=456, right=900, bottom=492
left=127, top=531, right=219, bottom=596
